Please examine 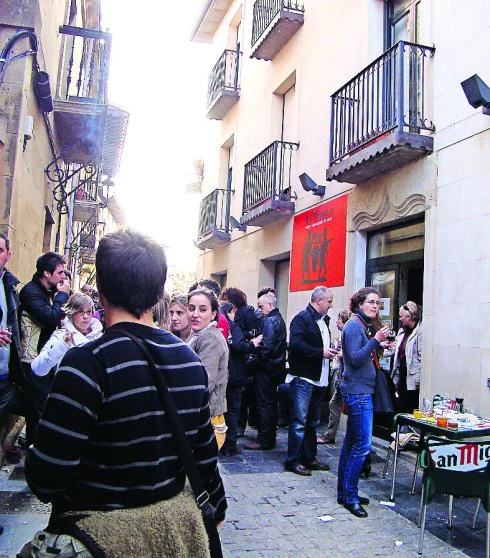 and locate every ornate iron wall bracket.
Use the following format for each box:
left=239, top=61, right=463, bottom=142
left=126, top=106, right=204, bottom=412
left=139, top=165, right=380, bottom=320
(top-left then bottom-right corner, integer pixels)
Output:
left=45, top=157, right=98, bottom=214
